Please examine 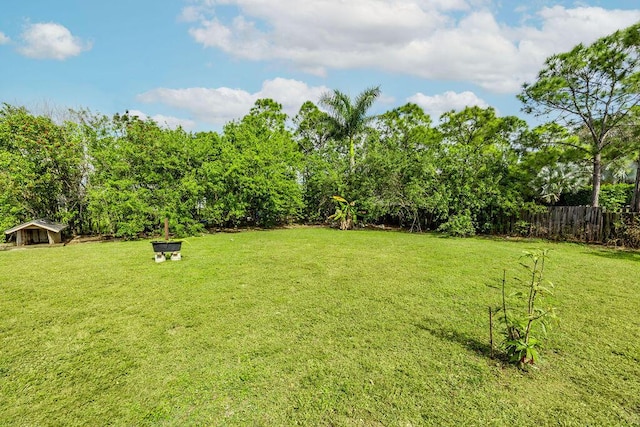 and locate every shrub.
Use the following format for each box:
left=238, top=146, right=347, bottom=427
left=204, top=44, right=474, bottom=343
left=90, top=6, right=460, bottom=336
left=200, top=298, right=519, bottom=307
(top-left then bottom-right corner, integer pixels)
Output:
left=514, top=220, right=531, bottom=236
left=328, top=196, right=359, bottom=230
left=599, top=184, right=634, bottom=212
left=560, top=184, right=633, bottom=211
left=614, top=215, right=640, bottom=248
left=437, top=212, right=475, bottom=237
